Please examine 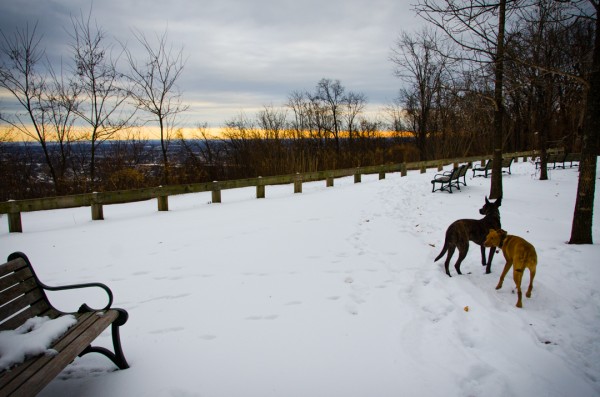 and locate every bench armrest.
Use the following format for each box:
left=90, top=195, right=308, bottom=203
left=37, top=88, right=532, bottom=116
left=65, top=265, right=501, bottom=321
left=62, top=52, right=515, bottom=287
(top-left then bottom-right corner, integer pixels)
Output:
left=43, top=282, right=114, bottom=312
left=7, top=251, right=114, bottom=312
